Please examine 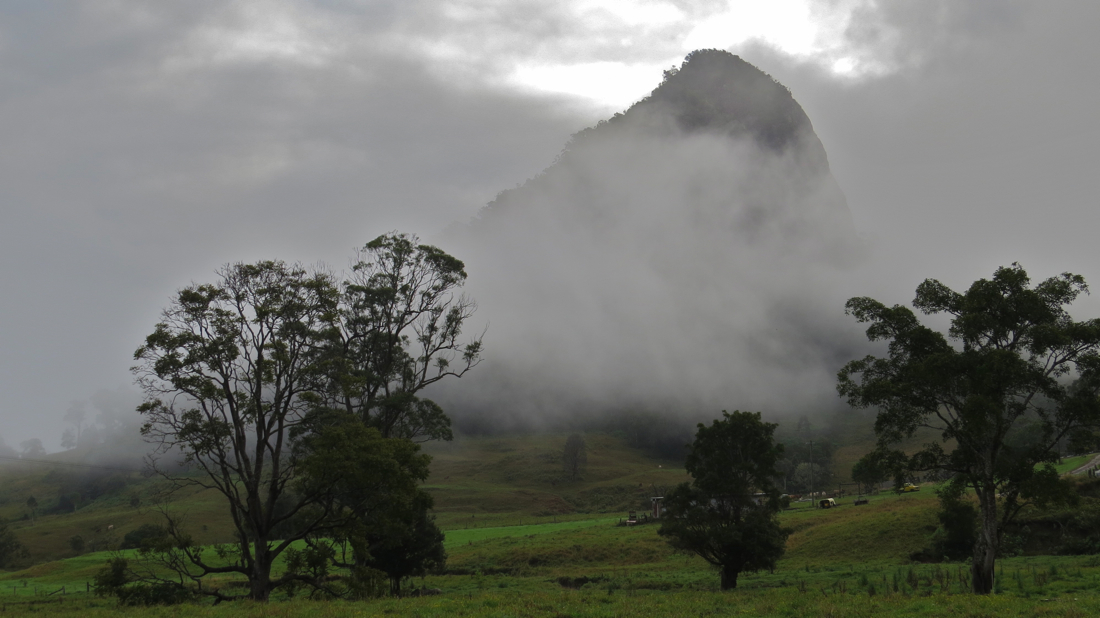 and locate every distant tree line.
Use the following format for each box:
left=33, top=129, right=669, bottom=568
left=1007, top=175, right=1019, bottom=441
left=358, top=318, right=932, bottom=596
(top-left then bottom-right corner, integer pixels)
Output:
left=590, top=410, right=697, bottom=460
left=59, top=389, right=144, bottom=451
left=776, top=439, right=835, bottom=495
left=0, top=437, right=46, bottom=461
